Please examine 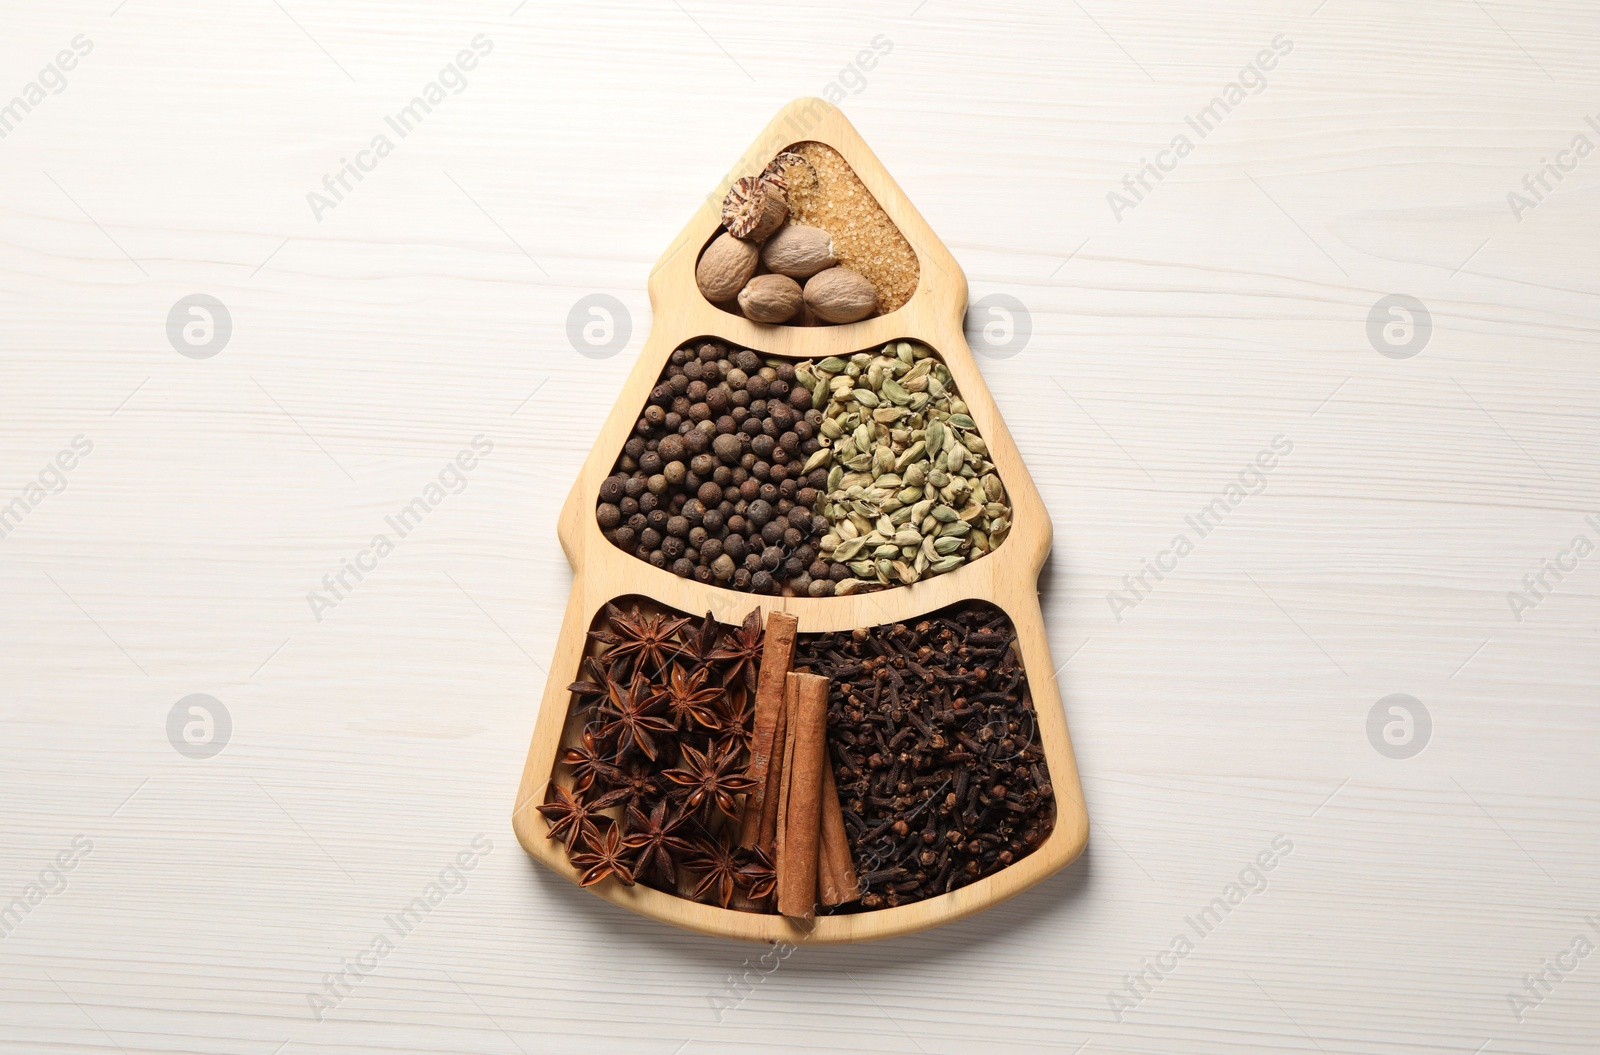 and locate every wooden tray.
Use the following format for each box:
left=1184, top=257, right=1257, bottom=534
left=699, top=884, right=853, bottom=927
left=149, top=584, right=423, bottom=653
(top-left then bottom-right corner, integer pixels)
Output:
left=512, top=98, right=1088, bottom=944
